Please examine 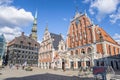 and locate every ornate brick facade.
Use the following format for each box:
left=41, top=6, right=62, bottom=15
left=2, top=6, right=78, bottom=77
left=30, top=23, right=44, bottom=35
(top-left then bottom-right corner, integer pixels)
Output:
left=65, top=11, right=120, bottom=70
